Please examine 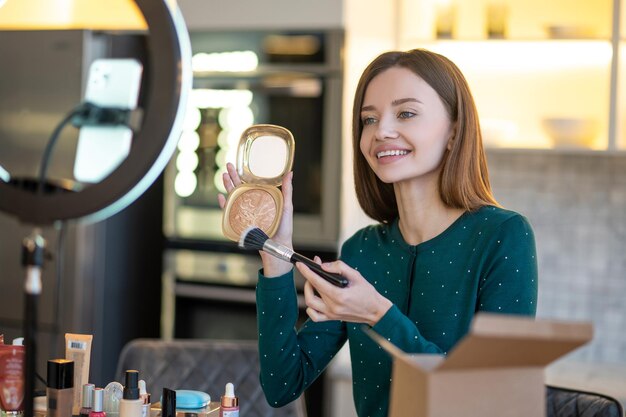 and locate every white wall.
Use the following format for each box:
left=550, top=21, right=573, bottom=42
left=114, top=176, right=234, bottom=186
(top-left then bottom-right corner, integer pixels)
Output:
left=339, top=0, right=398, bottom=243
